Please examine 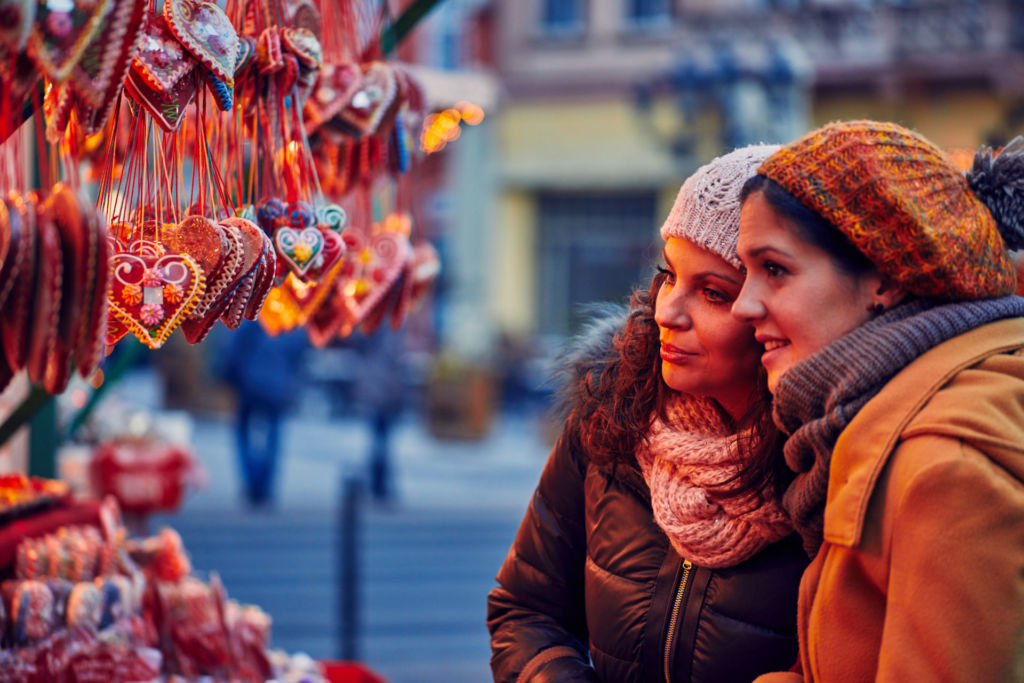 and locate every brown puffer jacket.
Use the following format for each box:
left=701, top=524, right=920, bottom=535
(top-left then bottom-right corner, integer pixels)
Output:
left=487, top=310, right=808, bottom=682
